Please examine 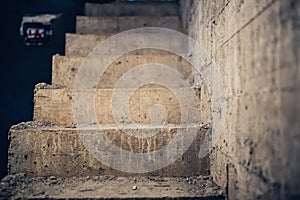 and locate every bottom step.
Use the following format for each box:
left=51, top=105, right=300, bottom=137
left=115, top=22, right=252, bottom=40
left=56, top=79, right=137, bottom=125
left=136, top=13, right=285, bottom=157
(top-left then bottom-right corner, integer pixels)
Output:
left=8, top=122, right=209, bottom=177
left=0, top=174, right=225, bottom=199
